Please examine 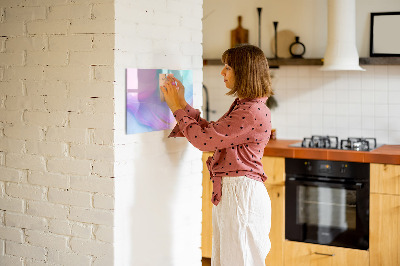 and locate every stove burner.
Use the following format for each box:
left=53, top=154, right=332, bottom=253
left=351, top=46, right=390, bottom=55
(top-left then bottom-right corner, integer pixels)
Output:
left=294, top=136, right=378, bottom=151
left=301, top=135, right=339, bottom=149
left=340, top=137, right=377, bottom=151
